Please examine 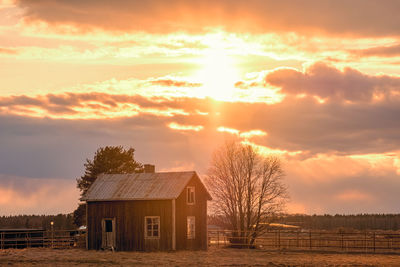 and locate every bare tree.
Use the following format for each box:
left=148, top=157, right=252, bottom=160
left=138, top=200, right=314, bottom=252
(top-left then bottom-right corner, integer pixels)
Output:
left=206, top=141, right=288, bottom=246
